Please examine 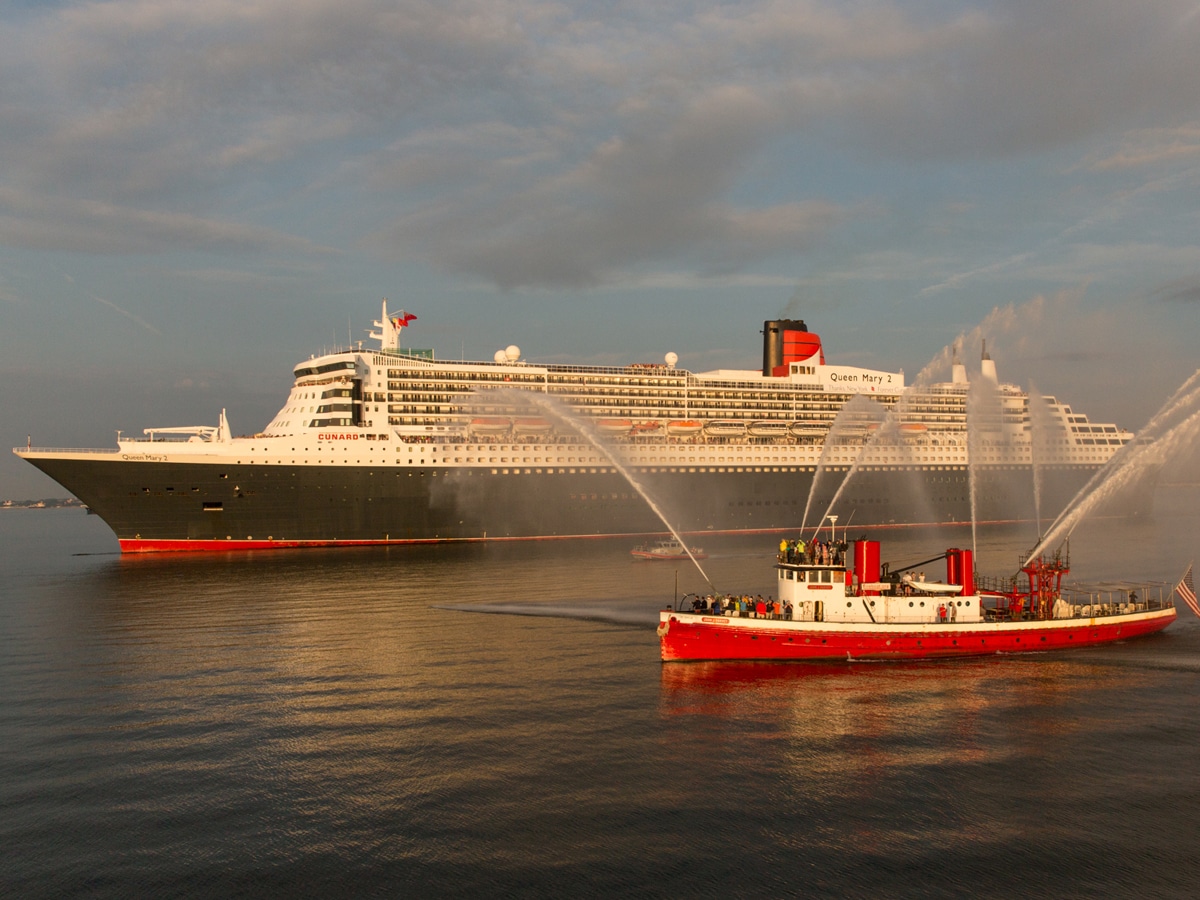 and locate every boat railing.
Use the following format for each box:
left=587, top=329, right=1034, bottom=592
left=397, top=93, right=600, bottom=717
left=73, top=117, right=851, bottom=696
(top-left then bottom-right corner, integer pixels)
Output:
left=673, top=593, right=785, bottom=617
left=15, top=447, right=120, bottom=455
left=981, top=580, right=1175, bottom=622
